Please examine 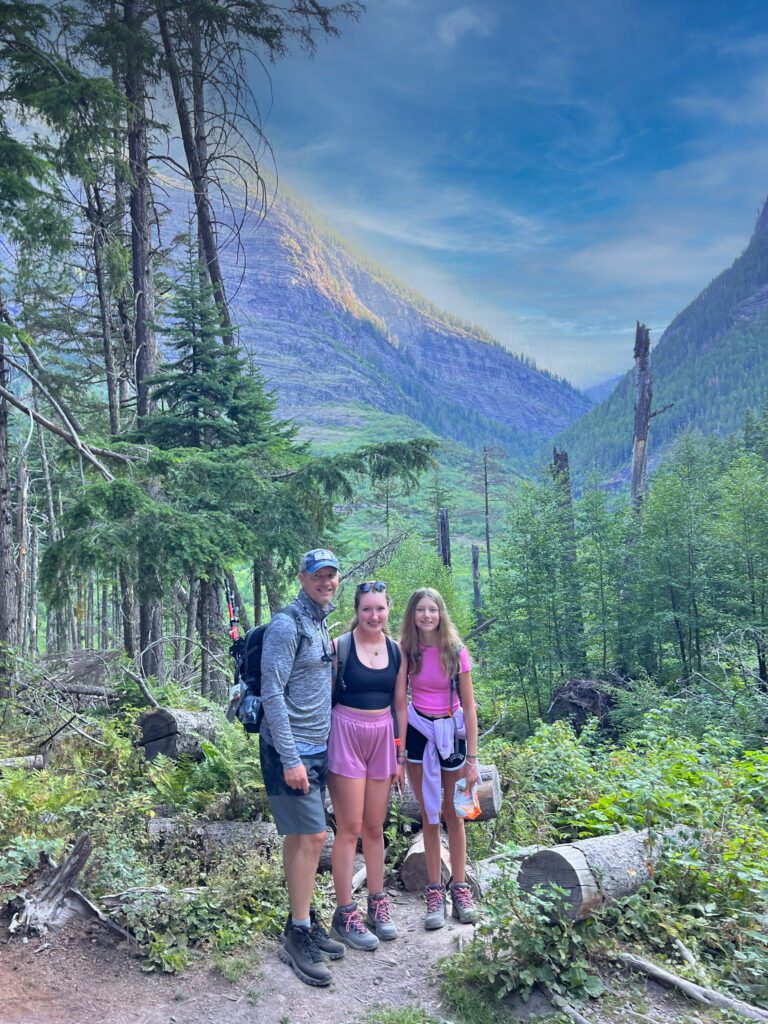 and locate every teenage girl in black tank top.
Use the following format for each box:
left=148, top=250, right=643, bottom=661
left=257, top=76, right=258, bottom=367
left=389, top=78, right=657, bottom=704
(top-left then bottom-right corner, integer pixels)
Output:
left=326, top=583, right=408, bottom=949
left=337, top=631, right=398, bottom=710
